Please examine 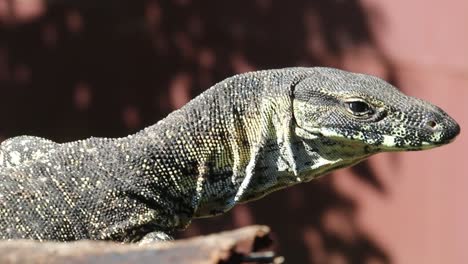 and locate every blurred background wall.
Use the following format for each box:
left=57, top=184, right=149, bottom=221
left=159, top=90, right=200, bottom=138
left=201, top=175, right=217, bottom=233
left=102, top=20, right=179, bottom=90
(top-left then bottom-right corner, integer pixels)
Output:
left=0, top=0, right=466, bottom=263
